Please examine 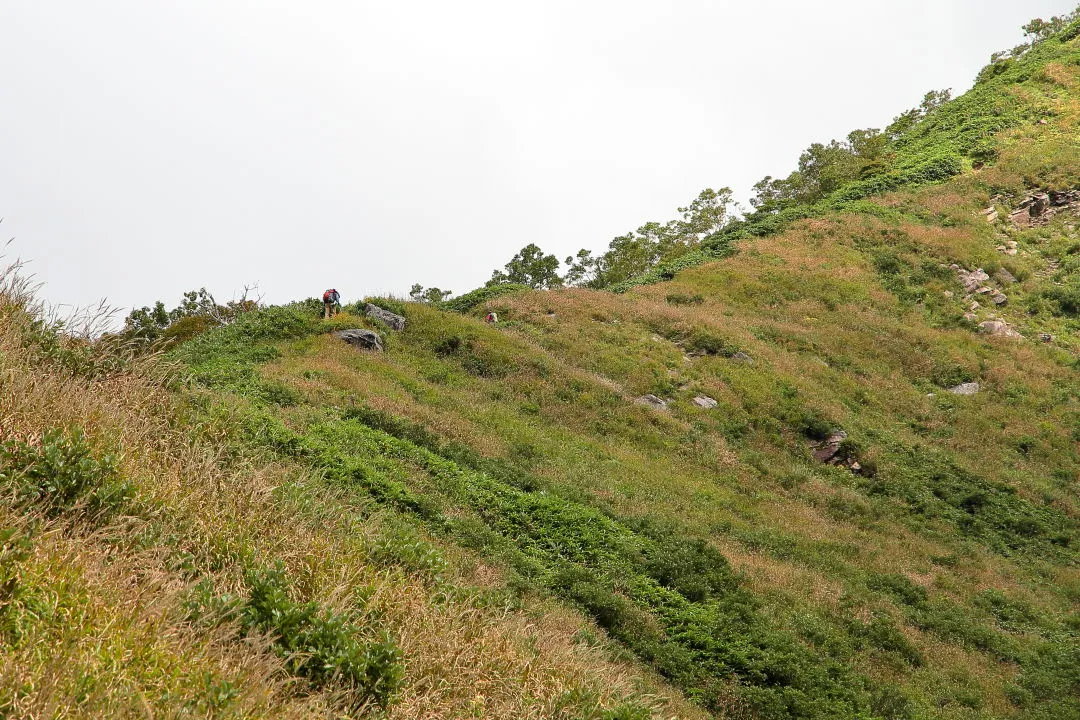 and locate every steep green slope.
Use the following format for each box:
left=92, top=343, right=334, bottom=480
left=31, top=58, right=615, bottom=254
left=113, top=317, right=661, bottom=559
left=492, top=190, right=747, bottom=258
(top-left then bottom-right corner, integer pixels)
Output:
left=5, top=14, right=1080, bottom=720
left=167, top=26, right=1080, bottom=718
left=611, top=13, right=1080, bottom=292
